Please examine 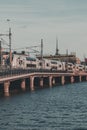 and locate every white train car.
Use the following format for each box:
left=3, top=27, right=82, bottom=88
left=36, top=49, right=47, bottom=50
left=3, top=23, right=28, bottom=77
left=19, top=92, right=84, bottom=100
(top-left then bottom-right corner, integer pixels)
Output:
left=12, top=54, right=26, bottom=68
left=25, top=57, right=40, bottom=69
left=61, top=62, right=66, bottom=71
left=85, top=65, right=87, bottom=72
left=39, top=59, right=51, bottom=70
left=12, top=54, right=40, bottom=69
left=12, top=54, right=86, bottom=73
left=57, top=61, right=65, bottom=71
left=40, top=59, right=66, bottom=71
left=66, top=62, right=74, bottom=72
left=75, top=64, right=85, bottom=72
left=50, top=60, right=58, bottom=70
